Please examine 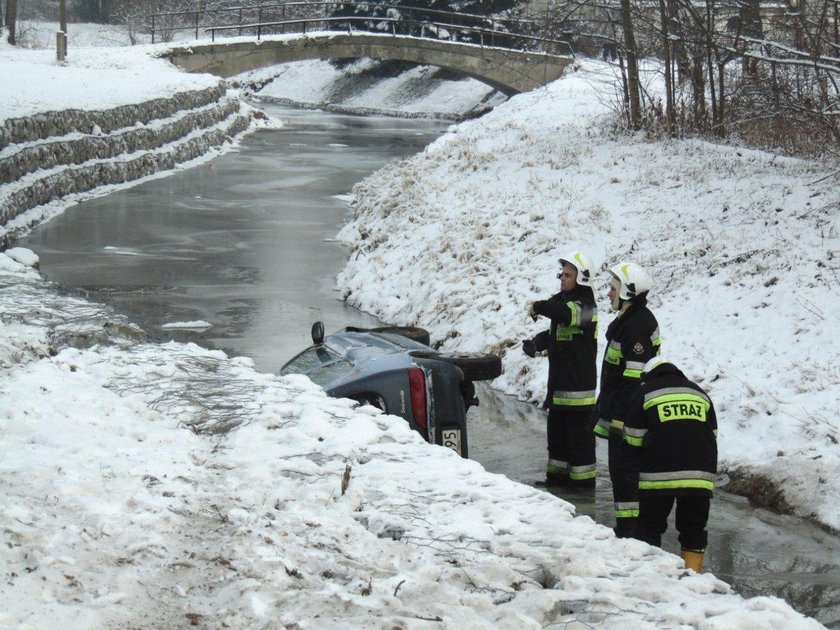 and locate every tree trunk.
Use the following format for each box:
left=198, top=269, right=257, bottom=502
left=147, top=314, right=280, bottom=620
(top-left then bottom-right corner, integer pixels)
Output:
left=620, top=0, right=642, bottom=129
left=5, top=0, right=16, bottom=45
left=717, top=62, right=726, bottom=135
left=794, top=0, right=805, bottom=50
left=705, top=0, right=718, bottom=130
left=739, top=0, right=763, bottom=74
left=659, top=0, right=675, bottom=134
left=691, top=45, right=706, bottom=123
